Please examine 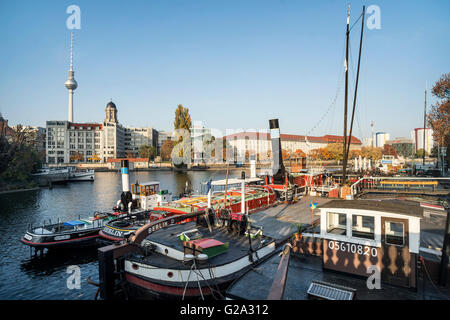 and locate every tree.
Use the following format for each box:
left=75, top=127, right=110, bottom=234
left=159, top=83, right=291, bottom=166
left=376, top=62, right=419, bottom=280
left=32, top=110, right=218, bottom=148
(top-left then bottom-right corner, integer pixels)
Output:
left=0, top=134, right=42, bottom=184
left=173, top=105, right=192, bottom=162
left=281, top=149, right=290, bottom=160
left=309, top=148, right=332, bottom=160
left=382, top=144, right=398, bottom=158
left=360, top=146, right=382, bottom=160
left=173, top=104, right=192, bottom=140
left=294, top=149, right=306, bottom=157
left=138, top=145, right=156, bottom=160
left=161, top=139, right=175, bottom=161
left=88, top=154, right=101, bottom=162
left=70, top=152, right=84, bottom=162
left=348, top=149, right=362, bottom=159
left=427, top=73, right=450, bottom=162
left=325, top=143, right=344, bottom=161
left=415, top=149, right=428, bottom=158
